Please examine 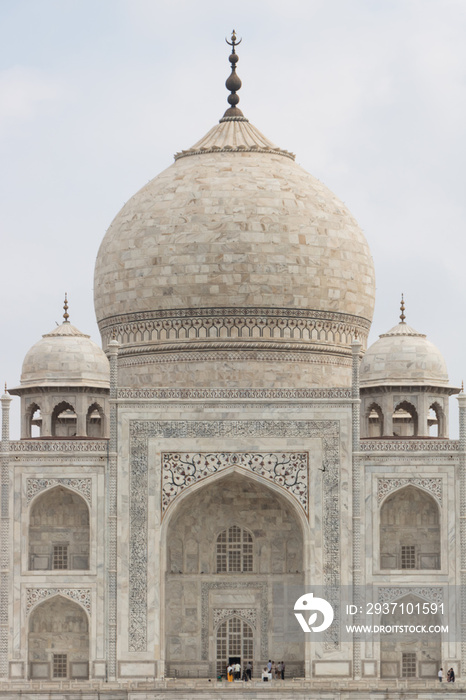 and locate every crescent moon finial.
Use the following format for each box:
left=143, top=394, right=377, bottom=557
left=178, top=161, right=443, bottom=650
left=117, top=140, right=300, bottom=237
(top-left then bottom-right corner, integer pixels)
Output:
left=226, top=29, right=242, bottom=50
left=222, top=30, right=245, bottom=120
